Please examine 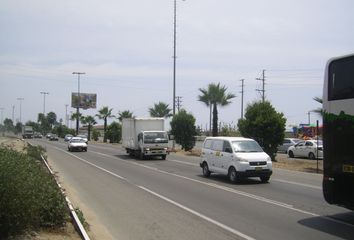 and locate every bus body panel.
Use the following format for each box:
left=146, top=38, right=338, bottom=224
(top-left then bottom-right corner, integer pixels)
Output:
left=322, top=53, right=354, bottom=210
